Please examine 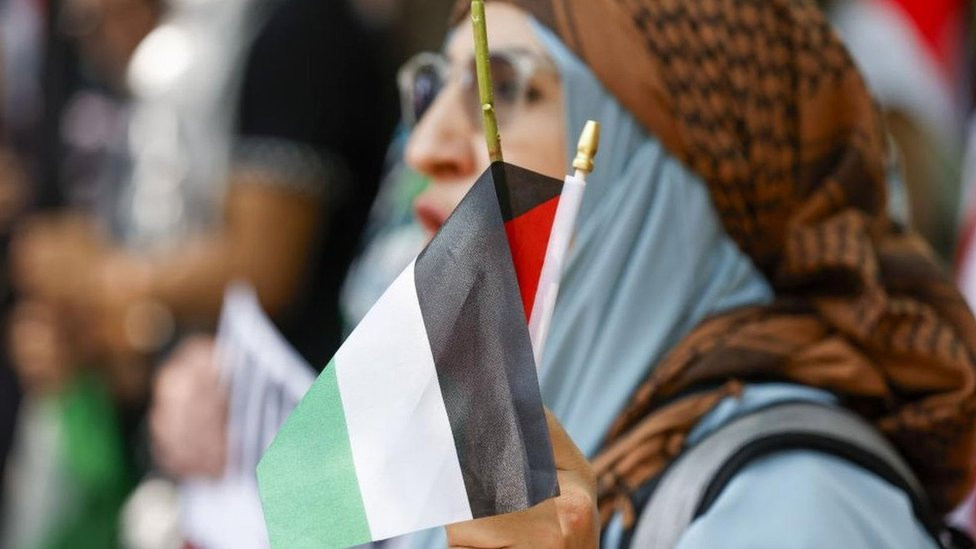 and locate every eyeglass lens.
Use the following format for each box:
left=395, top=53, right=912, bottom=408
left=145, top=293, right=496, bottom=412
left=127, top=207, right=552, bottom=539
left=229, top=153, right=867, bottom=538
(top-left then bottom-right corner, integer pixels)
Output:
left=409, top=63, right=445, bottom=126
left=408, top=54, right=521, bottom=128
